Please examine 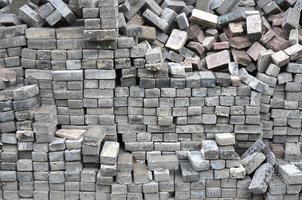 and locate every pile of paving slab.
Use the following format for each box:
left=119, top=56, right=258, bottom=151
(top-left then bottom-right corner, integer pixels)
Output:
left=1, top=0, right=302, bottom=199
